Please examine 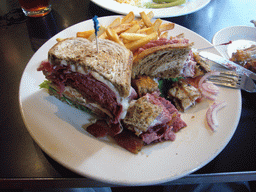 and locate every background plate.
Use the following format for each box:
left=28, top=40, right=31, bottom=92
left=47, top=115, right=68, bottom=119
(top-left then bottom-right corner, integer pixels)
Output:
left=91, top=0, right=211, bottom=18
left=212, top=26, right=256, bottom=59
left=19, top=16, right=241, bottom=186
